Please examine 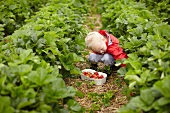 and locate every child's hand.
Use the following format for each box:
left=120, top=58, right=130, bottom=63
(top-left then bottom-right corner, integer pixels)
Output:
left=85, top=54, right=89, bottom=59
